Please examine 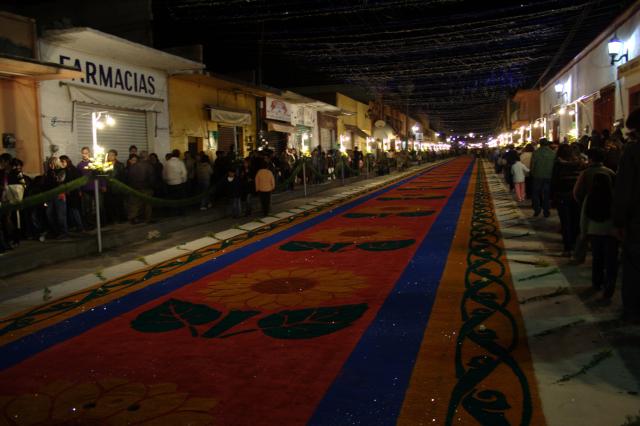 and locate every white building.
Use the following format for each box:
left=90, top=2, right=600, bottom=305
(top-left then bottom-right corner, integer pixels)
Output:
left=38, top=27, right=203, bottom=162
left=540, top=2, right=640, bottom=141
